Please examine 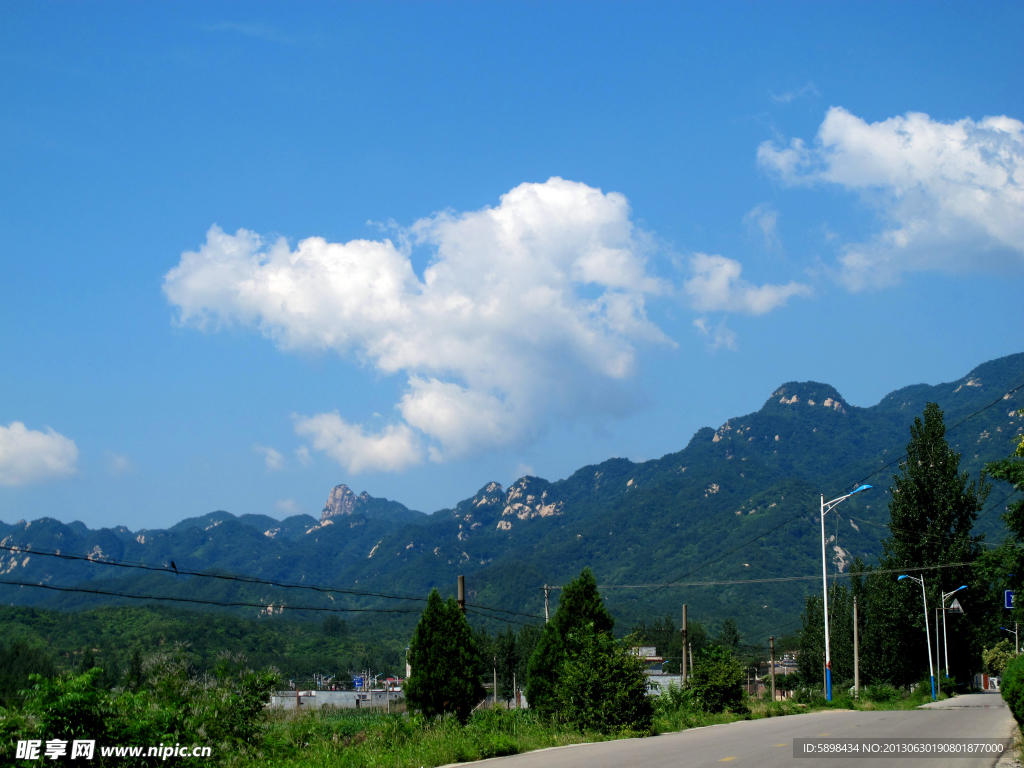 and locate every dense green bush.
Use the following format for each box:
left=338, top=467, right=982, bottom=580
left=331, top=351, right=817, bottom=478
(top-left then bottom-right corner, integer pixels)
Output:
left=0, top=645, right=278, bottom=766
left=864, top=683, right=901, bottom=703
left=689, top=646, right=746, bottom=714
left=555, top=625, right=653, bottom=734
left=1001, top=654, right=1024, bottom=725
left=0, top=639, right=56, bottom=708
left=526, top=568, right=614, bottom=718
left=405, top=589, right=485, bottom=724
